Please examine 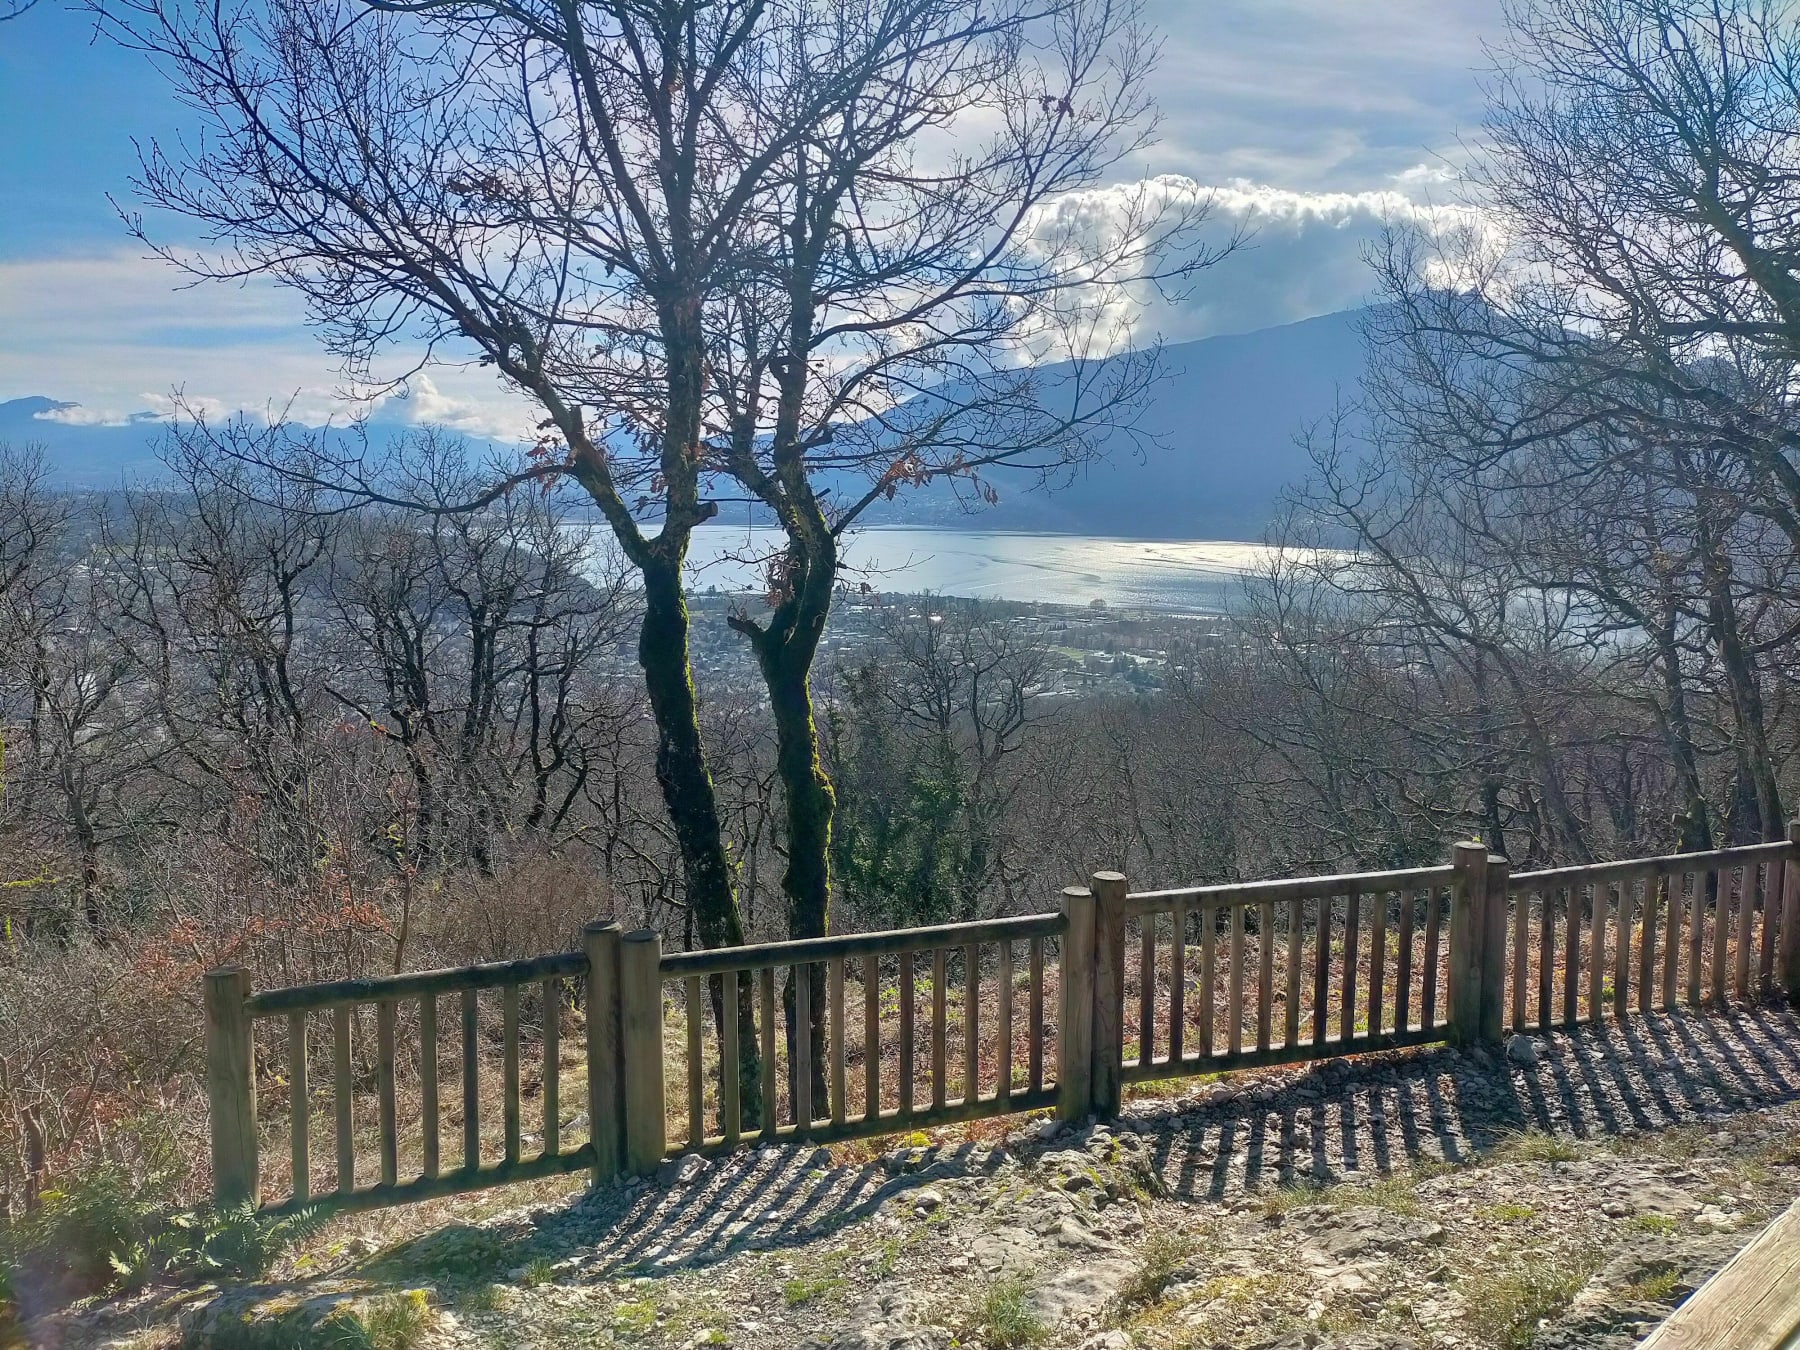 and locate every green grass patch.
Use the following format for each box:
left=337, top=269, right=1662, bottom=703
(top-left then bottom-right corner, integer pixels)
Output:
left=1489, top=1129, right=1583, bottom=1165
left=1478, top=1202, right=1538, bottom=1223
left=973, top=1275, right=1046, bottom=1348
left=322, top=1290, right=434, bottom=1350
left=783, top=1273, right=847, bottom=1307
left=1461, top=1249, right=1600, bottom=1350
left=456, top=1283, right=508, bottom=1313
left=1110, top=1230, right=1196, bottom=1313
left=610, top=1299, right=659, bottom=1335
left=1623, top=1269, right=1682, bottom=1302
